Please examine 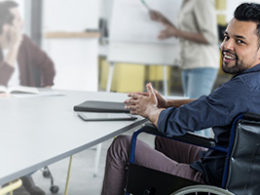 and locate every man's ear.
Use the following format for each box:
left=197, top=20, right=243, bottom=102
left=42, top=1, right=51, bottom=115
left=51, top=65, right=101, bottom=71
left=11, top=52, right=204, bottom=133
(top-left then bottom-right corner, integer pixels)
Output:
left=258, top=45, right=260, bottom=61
